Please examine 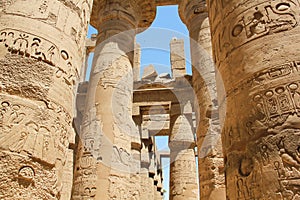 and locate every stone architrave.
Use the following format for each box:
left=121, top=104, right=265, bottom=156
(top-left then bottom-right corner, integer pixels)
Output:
left=208, top=0, right=300, bottom=199
left=72, top=0, right=156, bottom=199
left=179, top=1, right=226, bottom=199
left=0, top=0, right=92, bottom=199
